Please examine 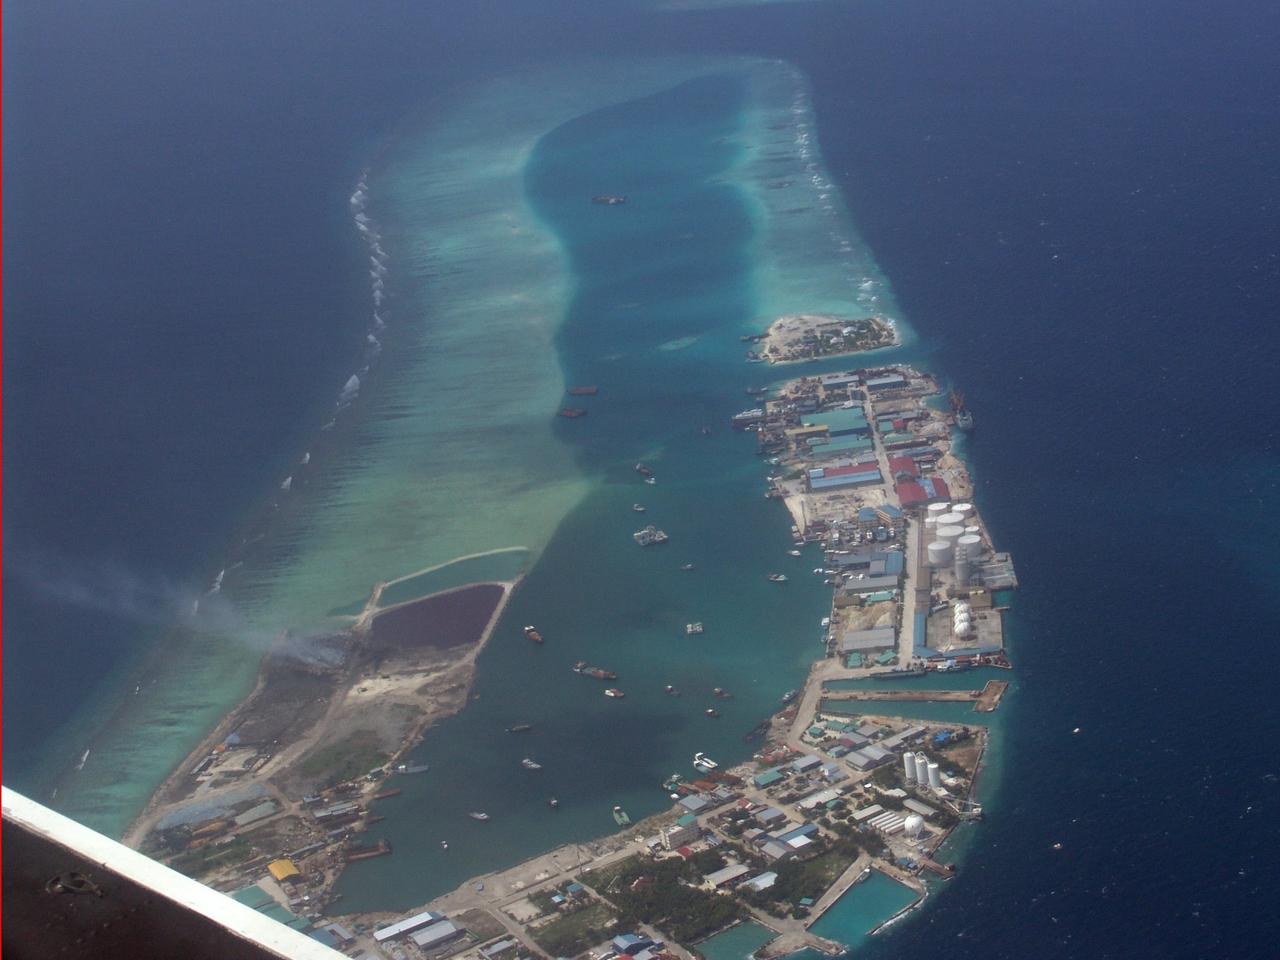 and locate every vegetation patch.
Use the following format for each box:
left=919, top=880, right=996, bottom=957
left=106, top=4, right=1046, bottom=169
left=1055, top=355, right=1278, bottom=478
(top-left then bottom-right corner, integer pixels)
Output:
left=530, top=901, right=619, bottom=957
left=298, top=729, right=388, bottom=787
left=583, top=855, right=747, bottom=944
